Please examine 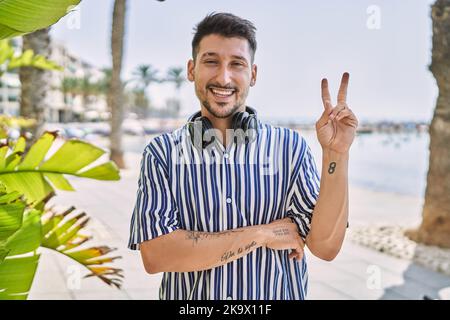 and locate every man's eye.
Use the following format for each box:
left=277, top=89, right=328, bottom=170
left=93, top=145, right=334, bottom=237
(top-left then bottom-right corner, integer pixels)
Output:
left=205, top=61, right=217, bottom=64
left=232, top=62, right=245, bottom=67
